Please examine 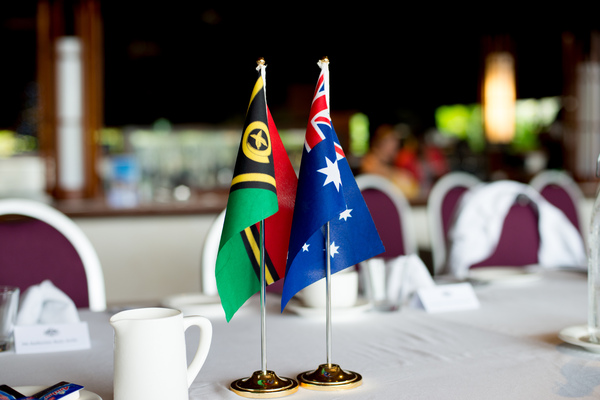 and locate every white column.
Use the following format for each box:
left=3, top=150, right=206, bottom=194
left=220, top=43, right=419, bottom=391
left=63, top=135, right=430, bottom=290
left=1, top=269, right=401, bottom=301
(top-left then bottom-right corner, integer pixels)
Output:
left=55, top=36, right=84, bottom=192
